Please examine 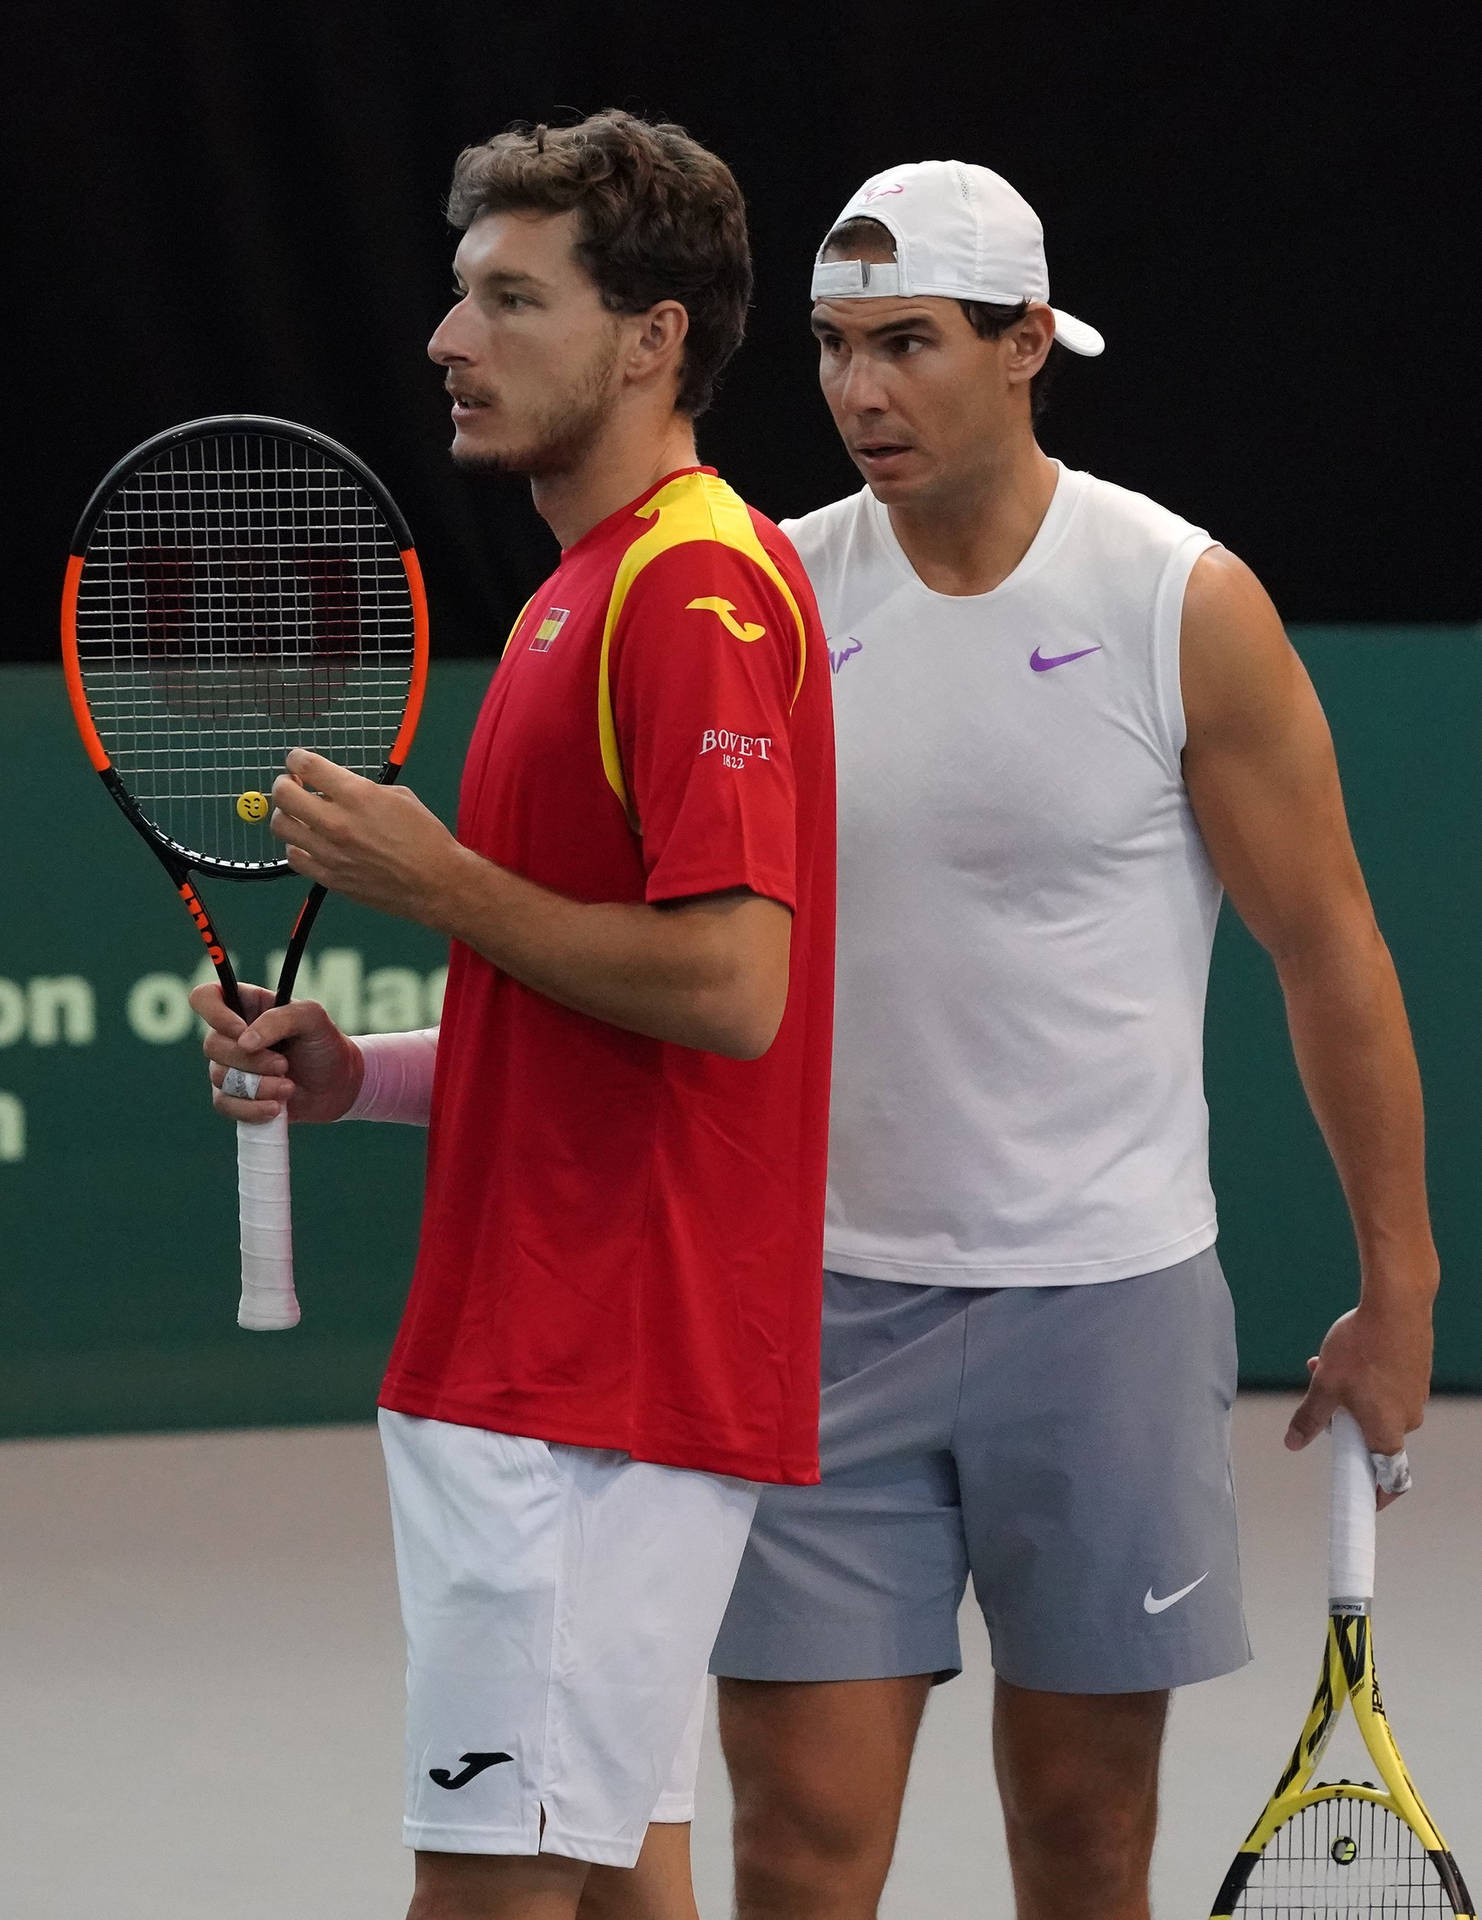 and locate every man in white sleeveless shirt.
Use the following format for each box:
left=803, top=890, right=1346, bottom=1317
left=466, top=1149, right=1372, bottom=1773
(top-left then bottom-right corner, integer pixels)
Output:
left=708, top=162, right=1437, bottom=1920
